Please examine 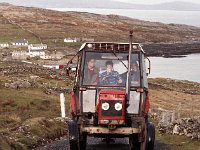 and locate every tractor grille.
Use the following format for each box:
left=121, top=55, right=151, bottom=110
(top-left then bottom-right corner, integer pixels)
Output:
left=101, top=100, right=123, bottom=117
